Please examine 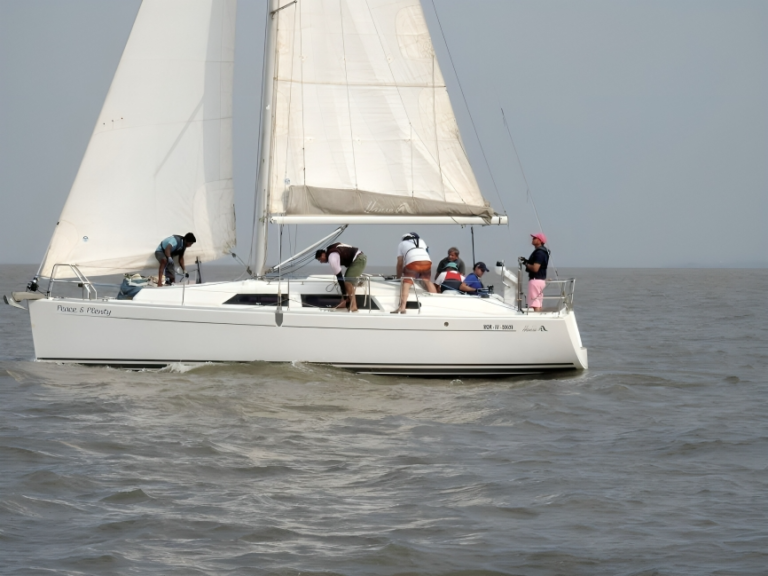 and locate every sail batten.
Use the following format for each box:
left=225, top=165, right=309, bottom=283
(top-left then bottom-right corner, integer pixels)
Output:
left=267, top=0, right=494, bottom=220
left=41, top=0, right=237, bottom=279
